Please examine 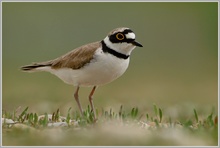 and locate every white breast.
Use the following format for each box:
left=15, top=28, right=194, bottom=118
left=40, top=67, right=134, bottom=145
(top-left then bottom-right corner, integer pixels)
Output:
left=47, top=47, right=130, bottom=87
